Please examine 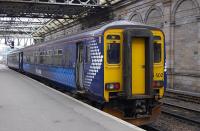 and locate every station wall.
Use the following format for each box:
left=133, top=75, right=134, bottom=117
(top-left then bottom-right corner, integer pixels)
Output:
left=43, top=0, right=200, bottom=93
